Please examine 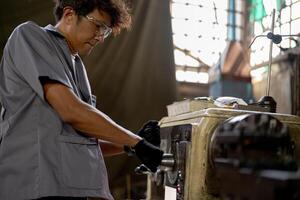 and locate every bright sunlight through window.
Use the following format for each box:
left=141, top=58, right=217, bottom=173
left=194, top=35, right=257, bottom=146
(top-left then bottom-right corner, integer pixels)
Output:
left=171, top=0, right=242, bottom=84
left=250, top=0, right=300, bottom=67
